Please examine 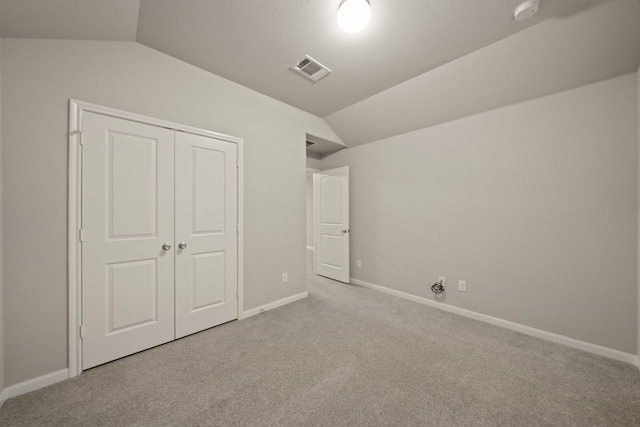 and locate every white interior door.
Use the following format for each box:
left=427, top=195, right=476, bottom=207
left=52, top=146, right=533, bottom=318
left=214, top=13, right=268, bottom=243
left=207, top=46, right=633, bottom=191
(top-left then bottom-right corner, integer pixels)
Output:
left=82, top=113, right=175, bottom=369
left=314, top=166, right=350, bottom=283
left=174, top=131, right=238, bottom=338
